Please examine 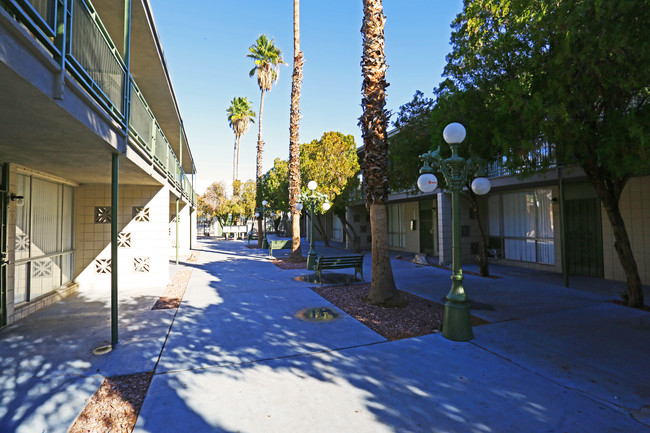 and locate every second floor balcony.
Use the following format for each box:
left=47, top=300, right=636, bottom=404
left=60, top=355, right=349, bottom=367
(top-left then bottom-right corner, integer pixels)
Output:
left=0, top=0, right=196, bottom=204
